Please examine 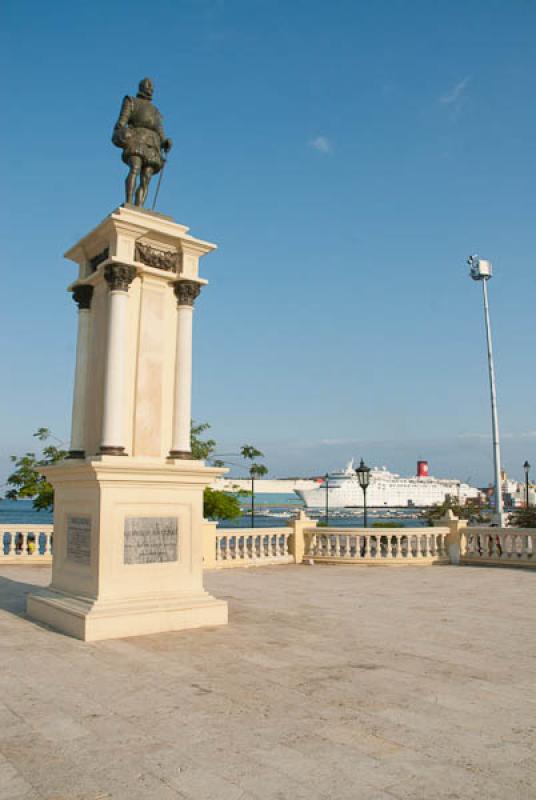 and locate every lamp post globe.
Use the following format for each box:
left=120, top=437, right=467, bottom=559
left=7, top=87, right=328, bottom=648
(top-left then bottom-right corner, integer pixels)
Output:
left=524, top=461, right=531, bottom=508
left=356, top=459, right=371, bottom=528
